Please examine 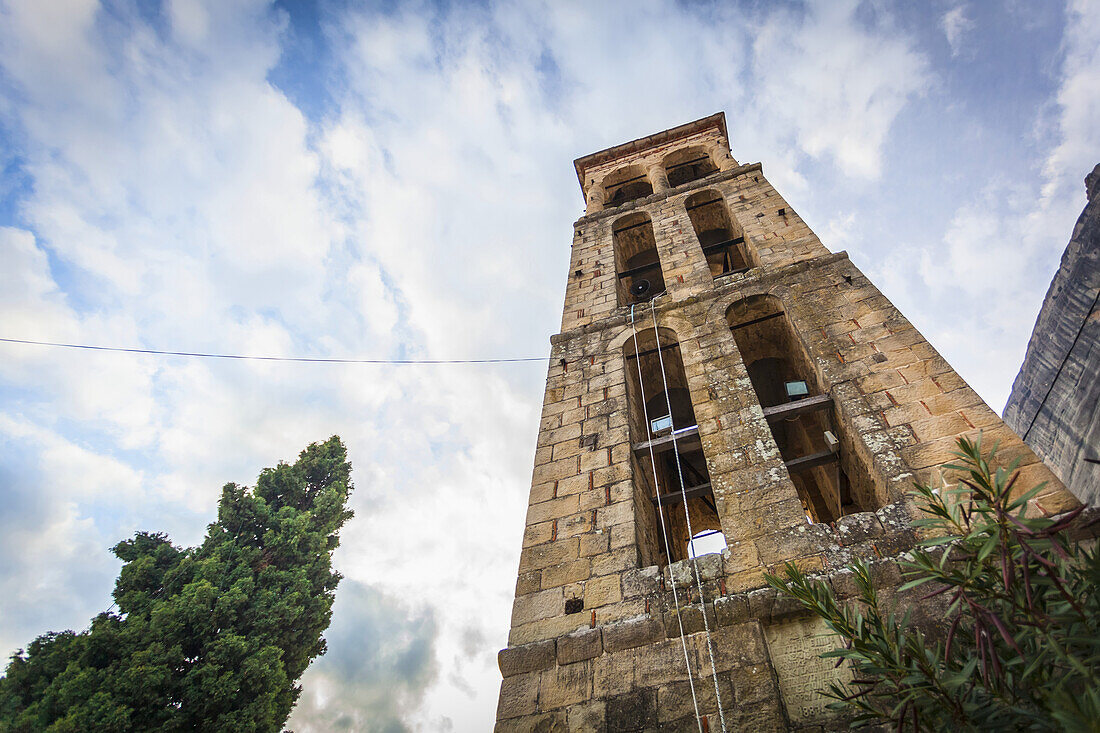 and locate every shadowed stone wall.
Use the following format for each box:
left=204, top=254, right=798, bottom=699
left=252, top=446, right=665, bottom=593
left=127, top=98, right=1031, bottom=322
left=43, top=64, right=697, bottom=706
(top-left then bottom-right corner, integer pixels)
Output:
left=1005, top=163, right=1100, bottom=505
